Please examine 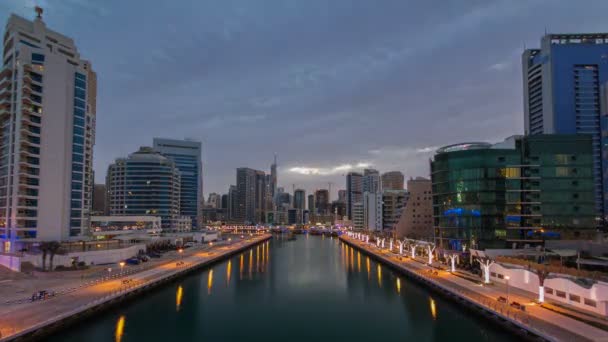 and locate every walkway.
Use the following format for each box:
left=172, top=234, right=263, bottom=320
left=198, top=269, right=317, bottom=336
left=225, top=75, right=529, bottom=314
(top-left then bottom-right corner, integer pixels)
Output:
left=0, top=234, right=270, bottom=341
left=342, top=235, right=608, bottom=342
